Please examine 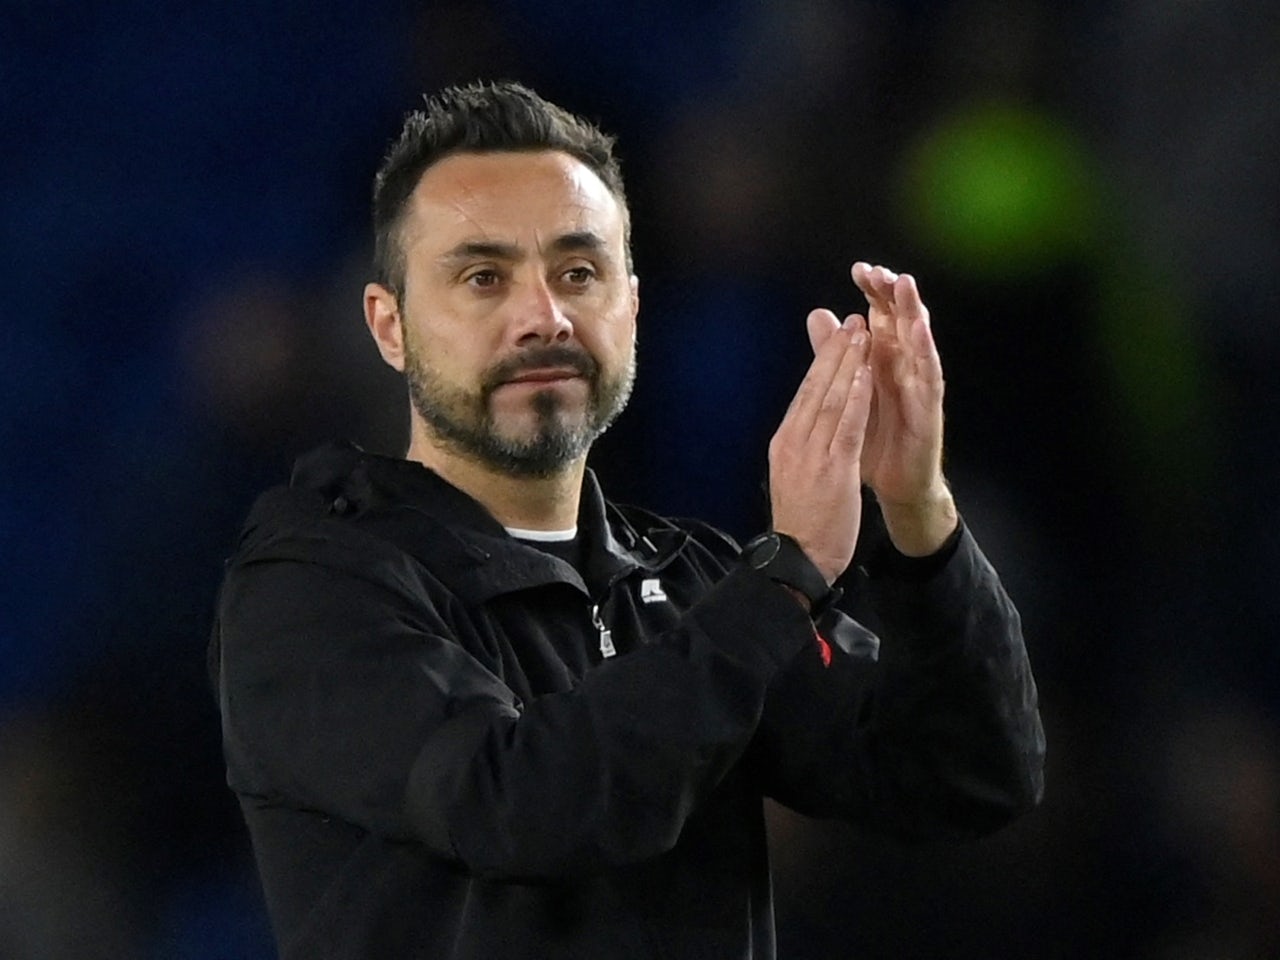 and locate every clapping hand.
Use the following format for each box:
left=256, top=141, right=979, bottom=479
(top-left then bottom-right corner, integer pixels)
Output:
left=805, top=263, right=957, bottom=558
